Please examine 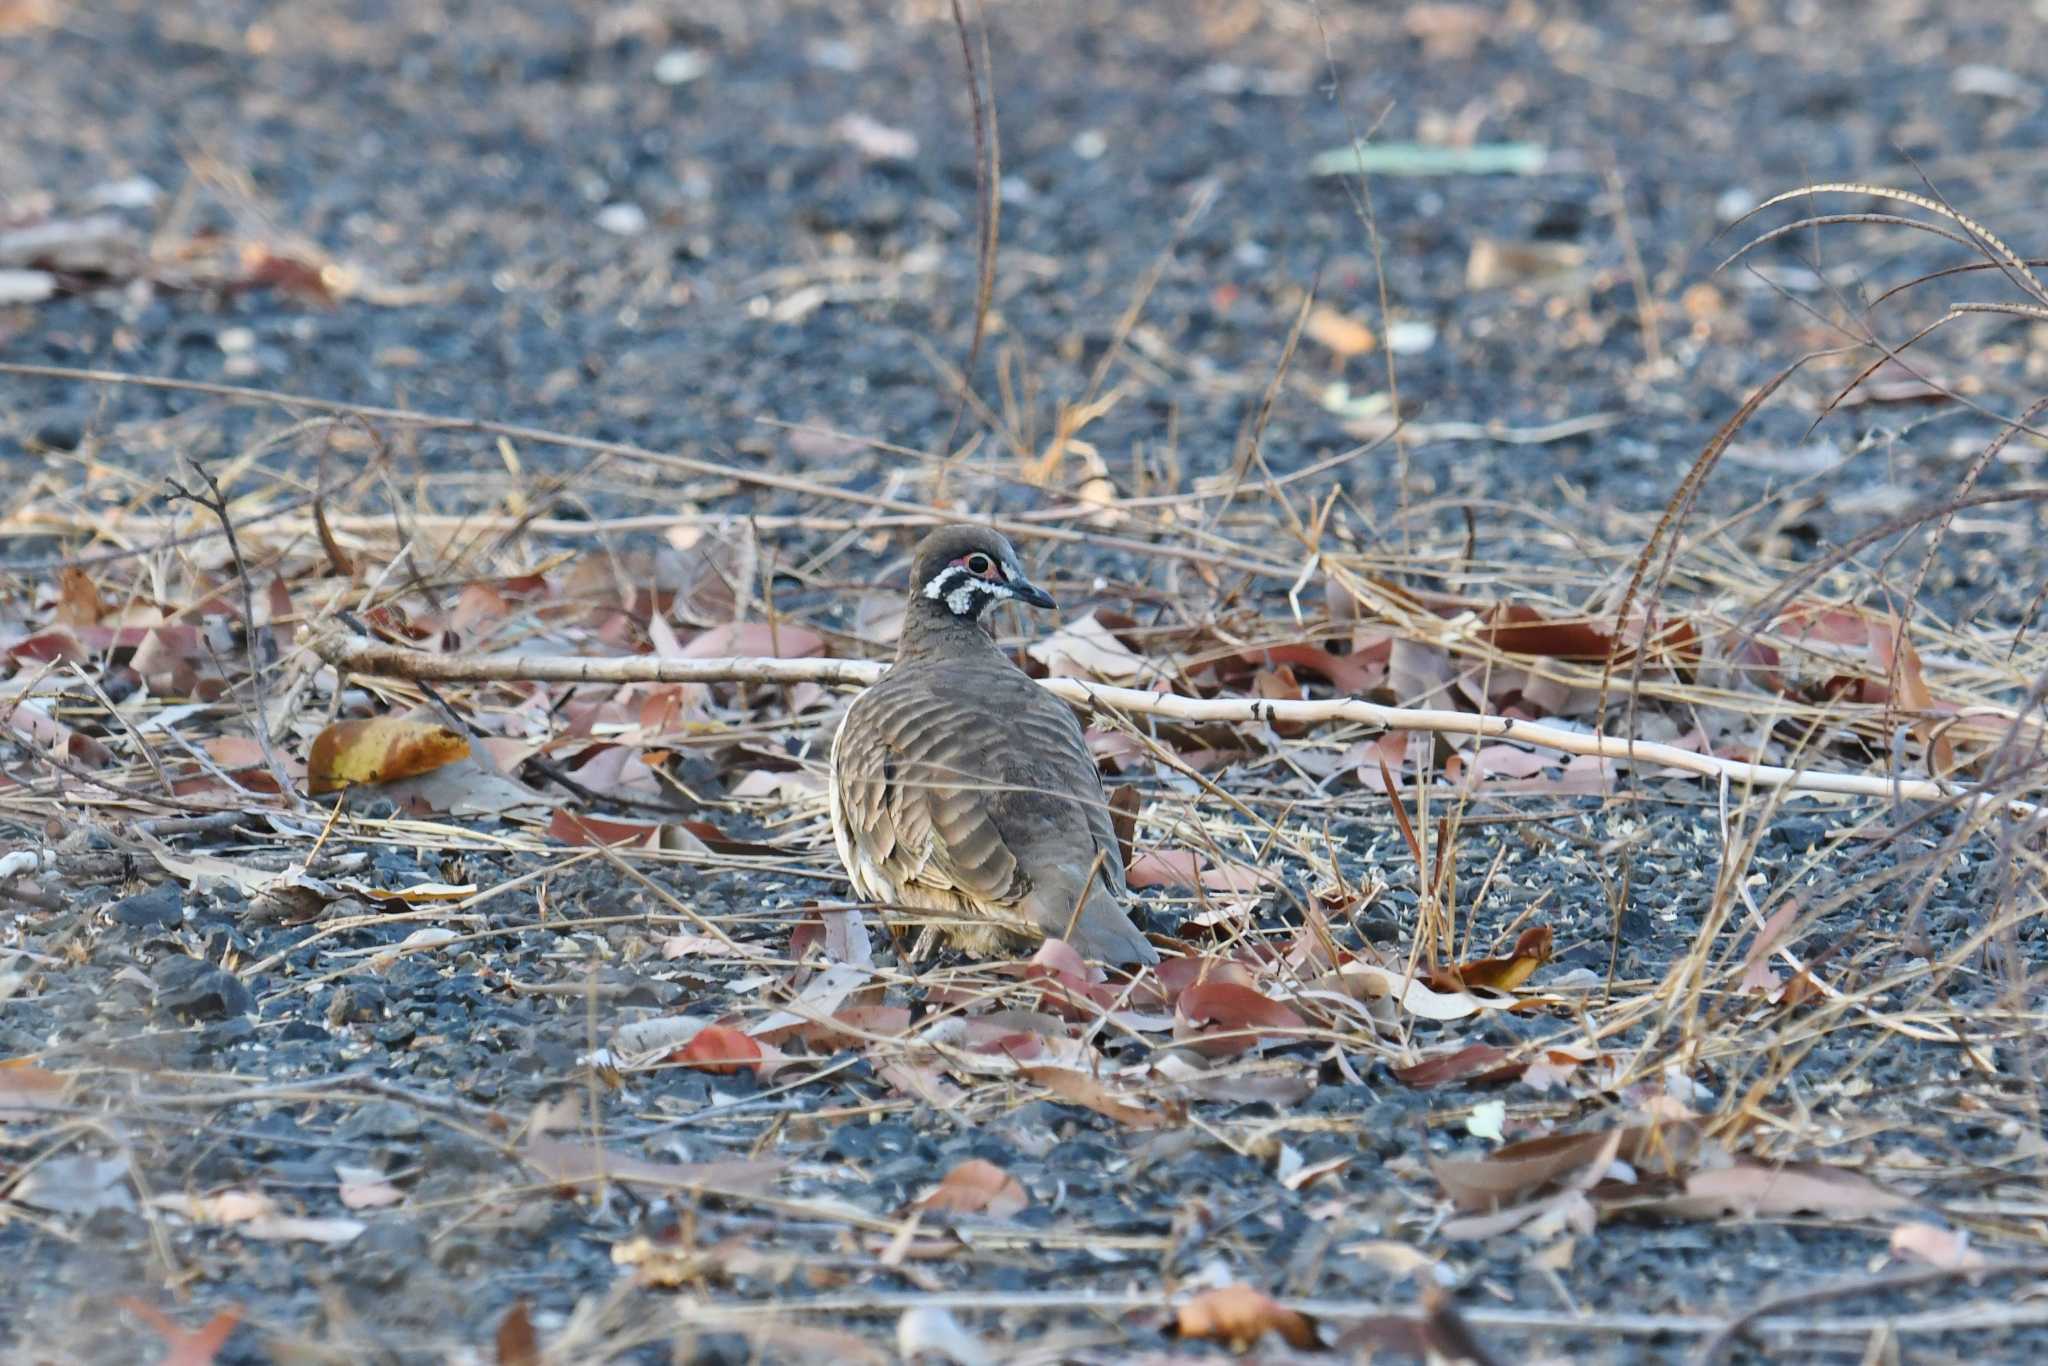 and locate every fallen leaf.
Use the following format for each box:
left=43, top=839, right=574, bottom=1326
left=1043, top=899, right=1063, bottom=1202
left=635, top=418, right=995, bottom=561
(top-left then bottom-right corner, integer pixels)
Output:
left=307, top=716, right=469, bottom=794
left=1020, top=1064, right=1174, bottom=1129
left=877, top=1061, right=966, bottom=1112
left=497, top=1301, right=539, bottom=1366
left=1173, top=981, right=1308, bottom=1057
left=0, top=1059, right=67, bottom=1121
left=522, top=1131, right=782, bottom=1198
left=1305, top=304, right=1376, bottom=360
left=1175, top=1285, right=1319, bottom=1352
left=1889, top=1221, right=1985, bottom=1270
left=662, top=516, right=758, bottom=626
left=117, top=1299, right=243, bottom=1366
left=896, top=1307, right=994, bottom=1366
left=335, top=1164, right=404, bottom=1211
left=681, top=621, right=824, bottom=659
left=1428, top=925, right=1553, bottom=993
left=1108, top=784, right=1139, bottom=871
left=1432, top=1129, right=1622, bottom=1213
left=1127, top=849, right=1276, bottom=894
left=1026, top=610, right=1154, bottom=683
left=675, top=1024, right=766, bottom=1075
left=53, top=567, right=102, bottom=626
left=1338, top=959, right=1517, bottom=1021
left=1620, top=1160, right=1911, bottom=1220
left=153, top=1190, right=366, bottom=1243
left=916, top=1159, right=1029, bottom=1218
left=1390, top=1043, right=1515, bottom=1089
left=11, top=1152, right=134, bottom=1215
